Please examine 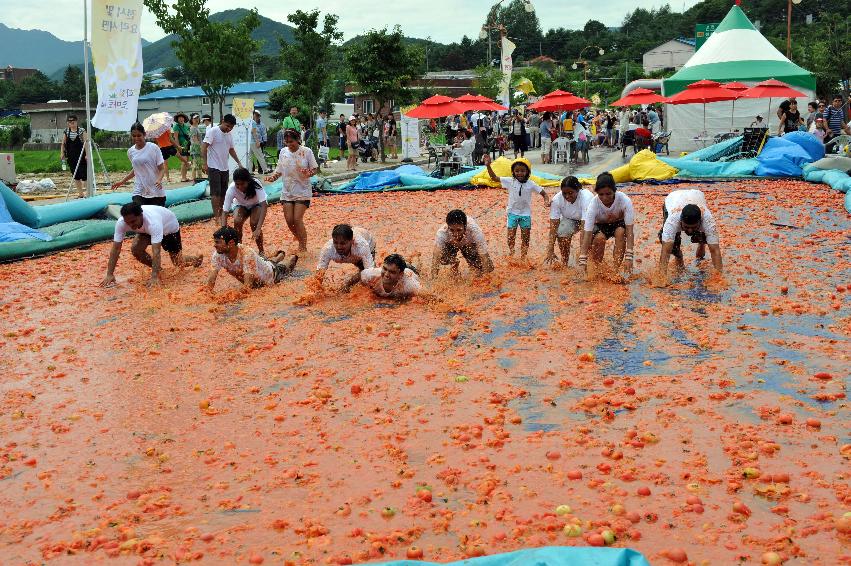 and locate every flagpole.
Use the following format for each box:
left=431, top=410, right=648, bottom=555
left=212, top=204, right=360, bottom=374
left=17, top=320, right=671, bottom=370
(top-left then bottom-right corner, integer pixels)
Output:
left=82, top=0, right=96, bottom=197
